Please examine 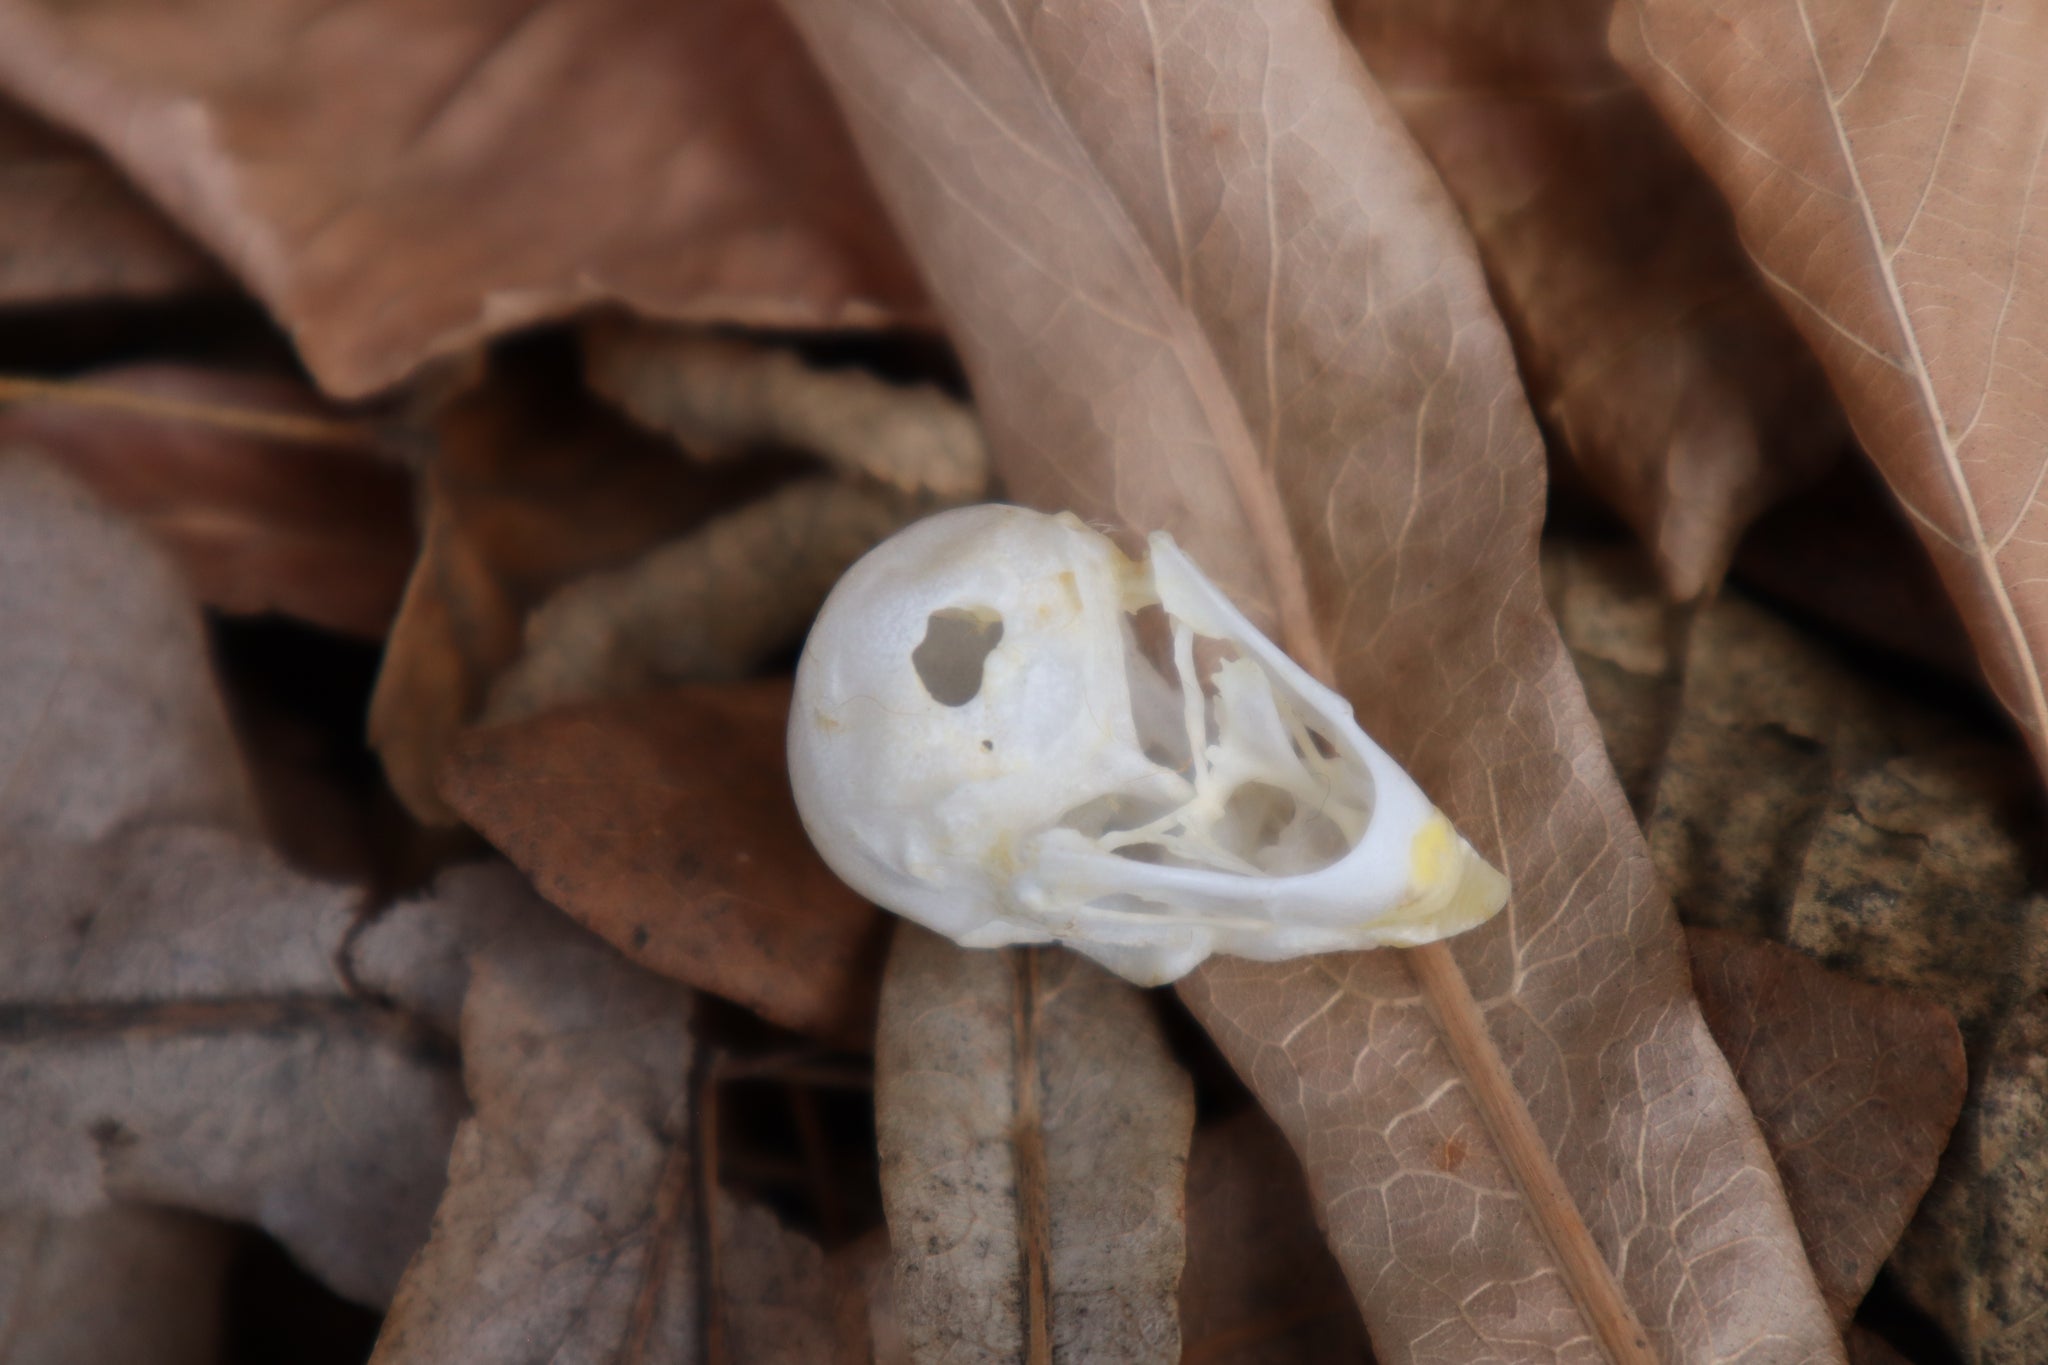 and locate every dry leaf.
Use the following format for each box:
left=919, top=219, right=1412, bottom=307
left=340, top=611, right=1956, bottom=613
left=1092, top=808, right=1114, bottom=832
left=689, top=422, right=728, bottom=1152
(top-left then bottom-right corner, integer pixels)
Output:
left=370, top=863, right=858, bottom=1365
left=0, top=0, right=924, bottom=396
left=0, top=365, right=413, bottom=640
left=1551, top=536, right=2048, bottom=1360
left=584, top=319, right=989, bottom=499
left=1178, top=1111, right=1372, bottom=1365
left=0, top=1207, right=234, bottom=1365
left=1612, top=0, right=2048, bottom=784
left=0, top=101, right=213, bottom=306
left=875, top=926, right=1193, bottom=1363
left=1688, top=928, right=1967, bottom=1325
left=369, top=346, right=768, bottom=823
left=368, top=869, right=701, bottom=1364
left=779, top=0, right=1836, bottom=1357
left=0, top=455, right=461, bottom=1305
left=483, top=478, right=911, bottom=725
left=1339, top=0, right=1844, bottom=600
left=440, top=681, right=888, bottom=1045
